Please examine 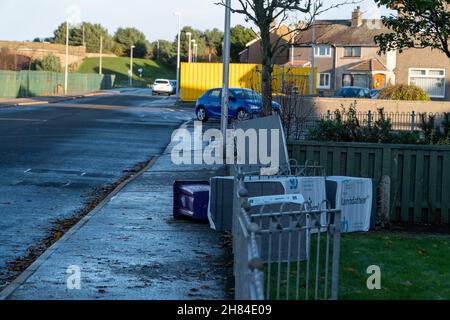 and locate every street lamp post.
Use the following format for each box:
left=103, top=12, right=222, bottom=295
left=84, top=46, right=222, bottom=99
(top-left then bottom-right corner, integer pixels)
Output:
left=309, top=1, right=317, bottom=96
left=82, top=24, right=86, bottom=47
left=175, top=12, right=181, bottom=99
left=193, top=43, right=198, bottom=62
left=129, top=45, right=135, bottom=87
left=64, top=20, right=69, bottom=95
left=191, top=39, right=196, bottom=62
left=221, top=0, right=231, bottom=145
left=157, top=40, right=160, bottom=61
left=99, top=36, right=103, bottom=75
left=186, top=32, right=192, bottom=63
